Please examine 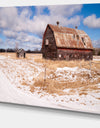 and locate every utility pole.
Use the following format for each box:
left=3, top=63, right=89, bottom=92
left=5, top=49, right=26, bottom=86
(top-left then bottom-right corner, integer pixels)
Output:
left=44, top=38, right=48, bottom=83
left=15, top=42, right=18, bottom=51
left=15, top=42, right=18, bottom=58
left=44, top=60, right=46, bottom=82
left=89, top=60, right=92, bottom=78
left=5, top=41, right=7, bottom=57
